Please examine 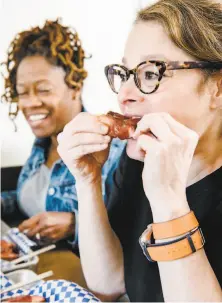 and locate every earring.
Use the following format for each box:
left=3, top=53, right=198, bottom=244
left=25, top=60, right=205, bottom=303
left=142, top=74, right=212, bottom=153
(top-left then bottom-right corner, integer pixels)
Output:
left=139, top=96, right=145, bottom=102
